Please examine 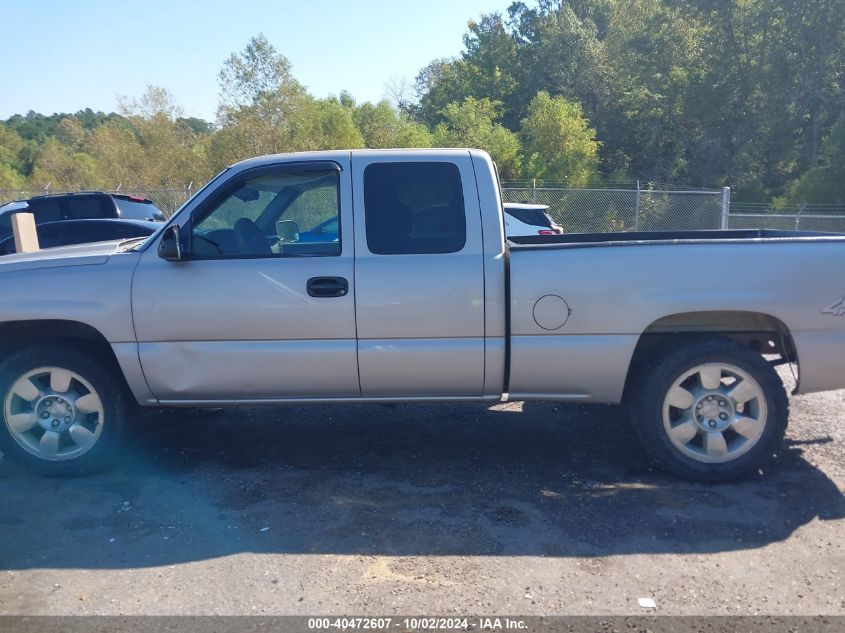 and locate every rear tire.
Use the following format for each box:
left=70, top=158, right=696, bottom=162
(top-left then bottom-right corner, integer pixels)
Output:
left=0, top=345, right=125, bottom=476
left=627, top=337, right=788, bottom=482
